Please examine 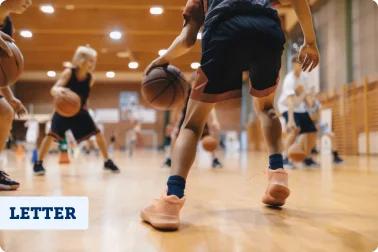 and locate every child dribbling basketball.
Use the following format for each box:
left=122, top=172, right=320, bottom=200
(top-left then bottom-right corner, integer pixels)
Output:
left=0, top=0, right=31, bottom=190
left=141, top=0, right=319, bottom=230
left=33, top=45, right=120, bottom=175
